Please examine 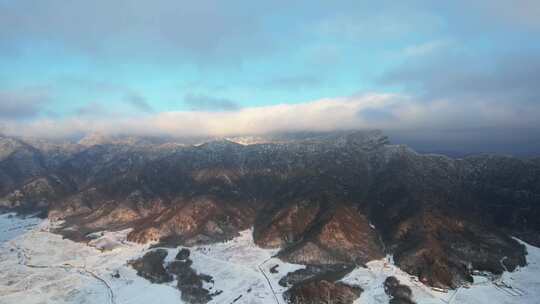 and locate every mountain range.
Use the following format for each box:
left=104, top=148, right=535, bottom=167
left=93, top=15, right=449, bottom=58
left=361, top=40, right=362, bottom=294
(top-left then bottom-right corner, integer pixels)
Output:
left=1, top=130, right=539, bottom=303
